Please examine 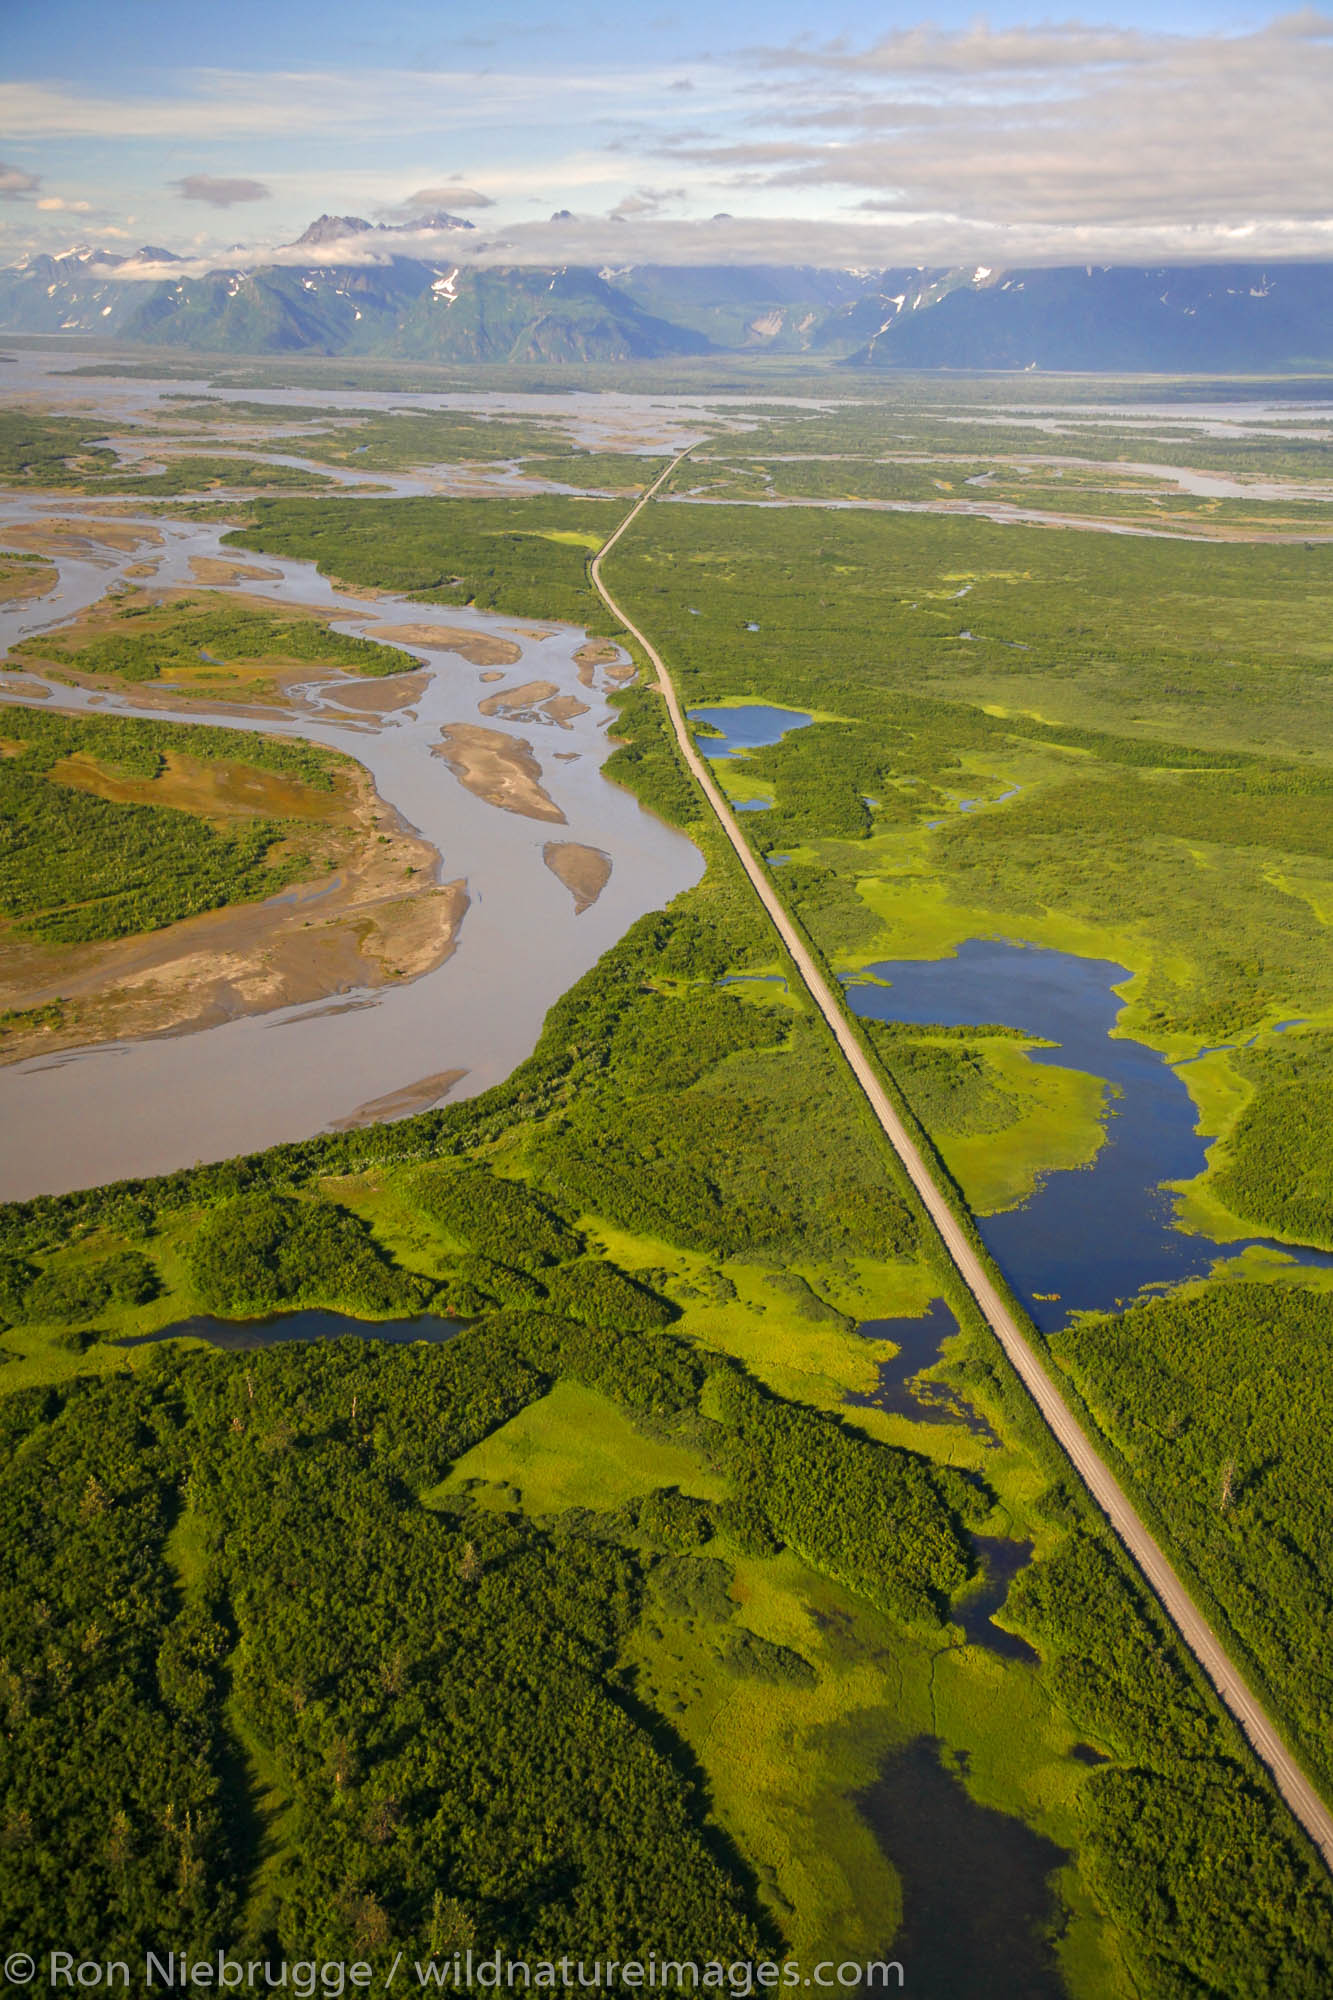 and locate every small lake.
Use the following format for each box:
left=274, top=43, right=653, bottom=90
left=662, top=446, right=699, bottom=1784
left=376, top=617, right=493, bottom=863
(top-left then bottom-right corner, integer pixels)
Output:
left=844, top=939, right=1333, bottom=1331
left=121, top=1309, right=464, bottom=1350
left=687, top=703, right=812, bottom=758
